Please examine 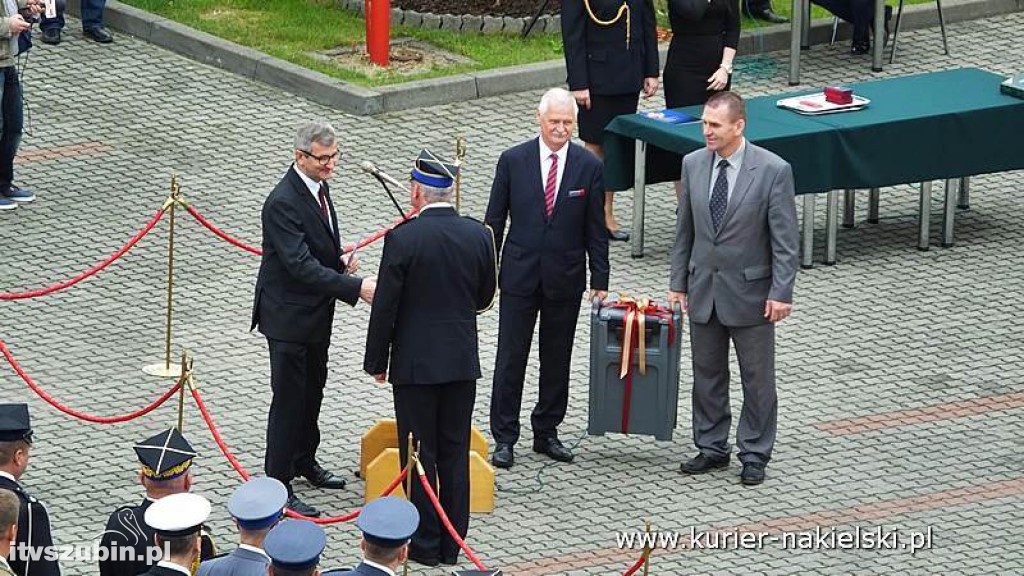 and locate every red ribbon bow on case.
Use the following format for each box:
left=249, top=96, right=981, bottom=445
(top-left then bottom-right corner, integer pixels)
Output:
left=606, top=296, right=676, bottom=433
